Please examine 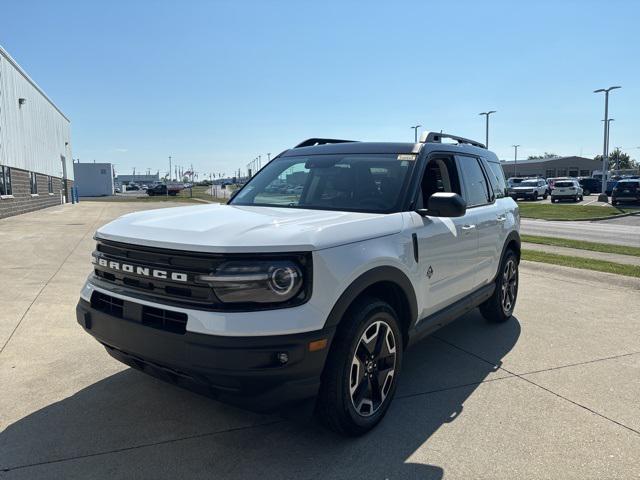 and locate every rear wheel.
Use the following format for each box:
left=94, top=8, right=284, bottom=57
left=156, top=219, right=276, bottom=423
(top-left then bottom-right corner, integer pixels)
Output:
left=543, top=193, right=548, bottom=199
left=317, top=297, right=403, bottom=436
left=584, top=188, right=591, bottom=196
left=480, top=250, right=519, bottom=323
